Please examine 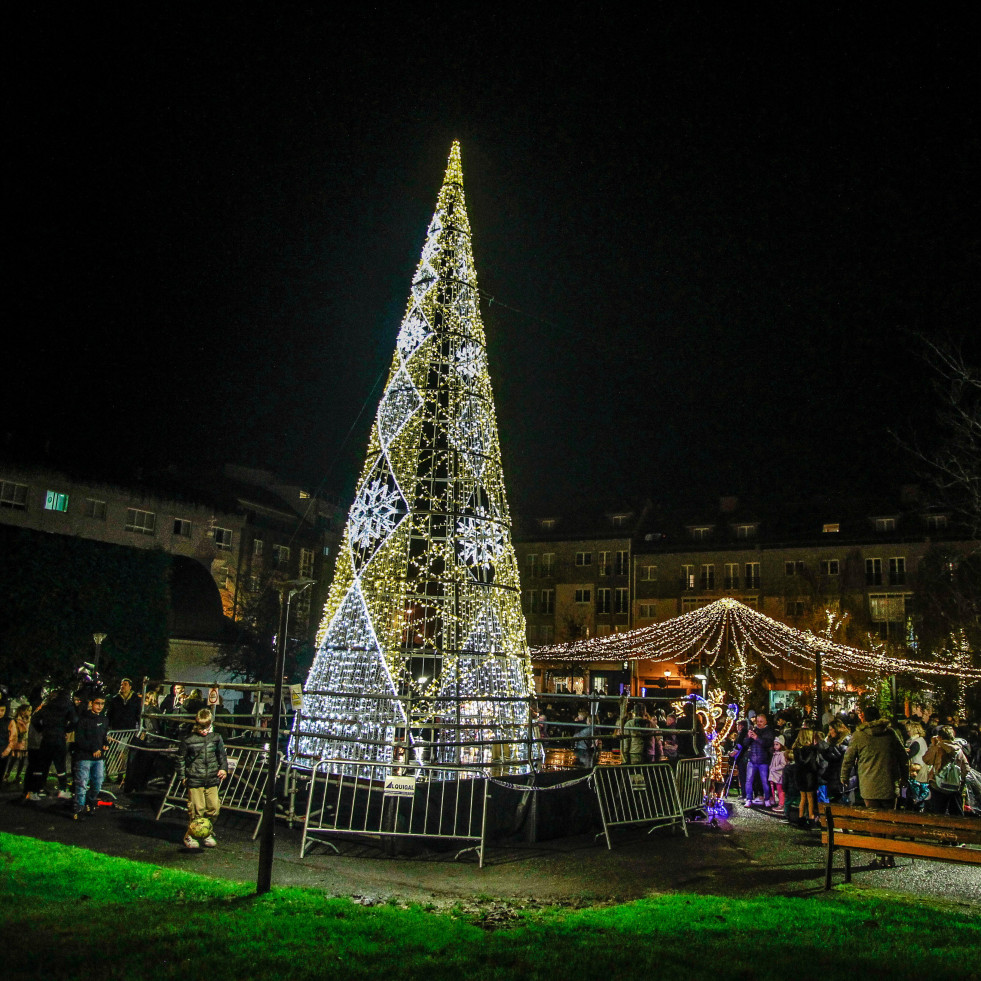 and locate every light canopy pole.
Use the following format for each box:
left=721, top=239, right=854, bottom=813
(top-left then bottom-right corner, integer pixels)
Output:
left=257, top=577, right=315, bottom=896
